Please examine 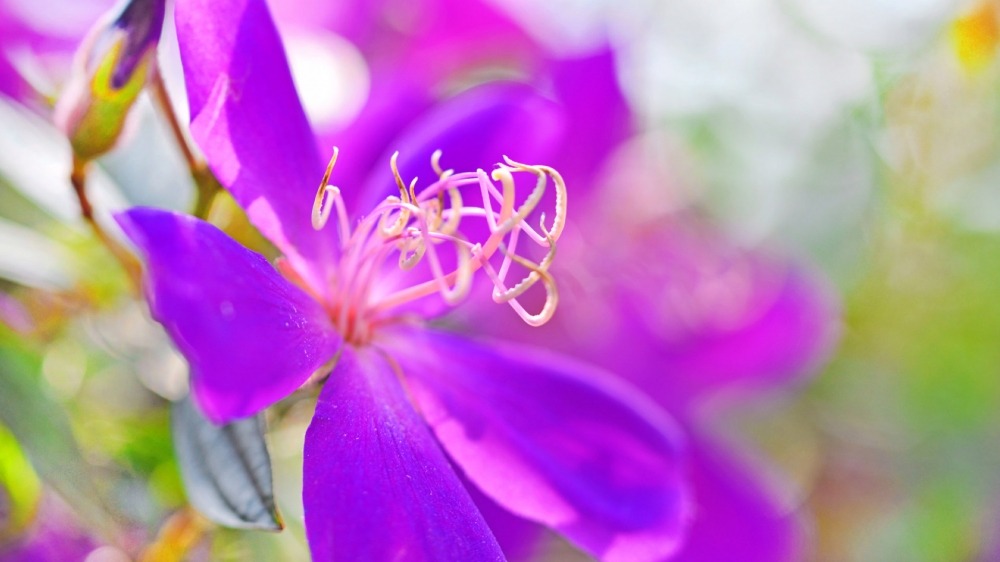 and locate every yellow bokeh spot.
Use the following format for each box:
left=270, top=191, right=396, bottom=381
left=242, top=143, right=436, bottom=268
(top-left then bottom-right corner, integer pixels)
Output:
left=952, top=1, right=1000, bottom=73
